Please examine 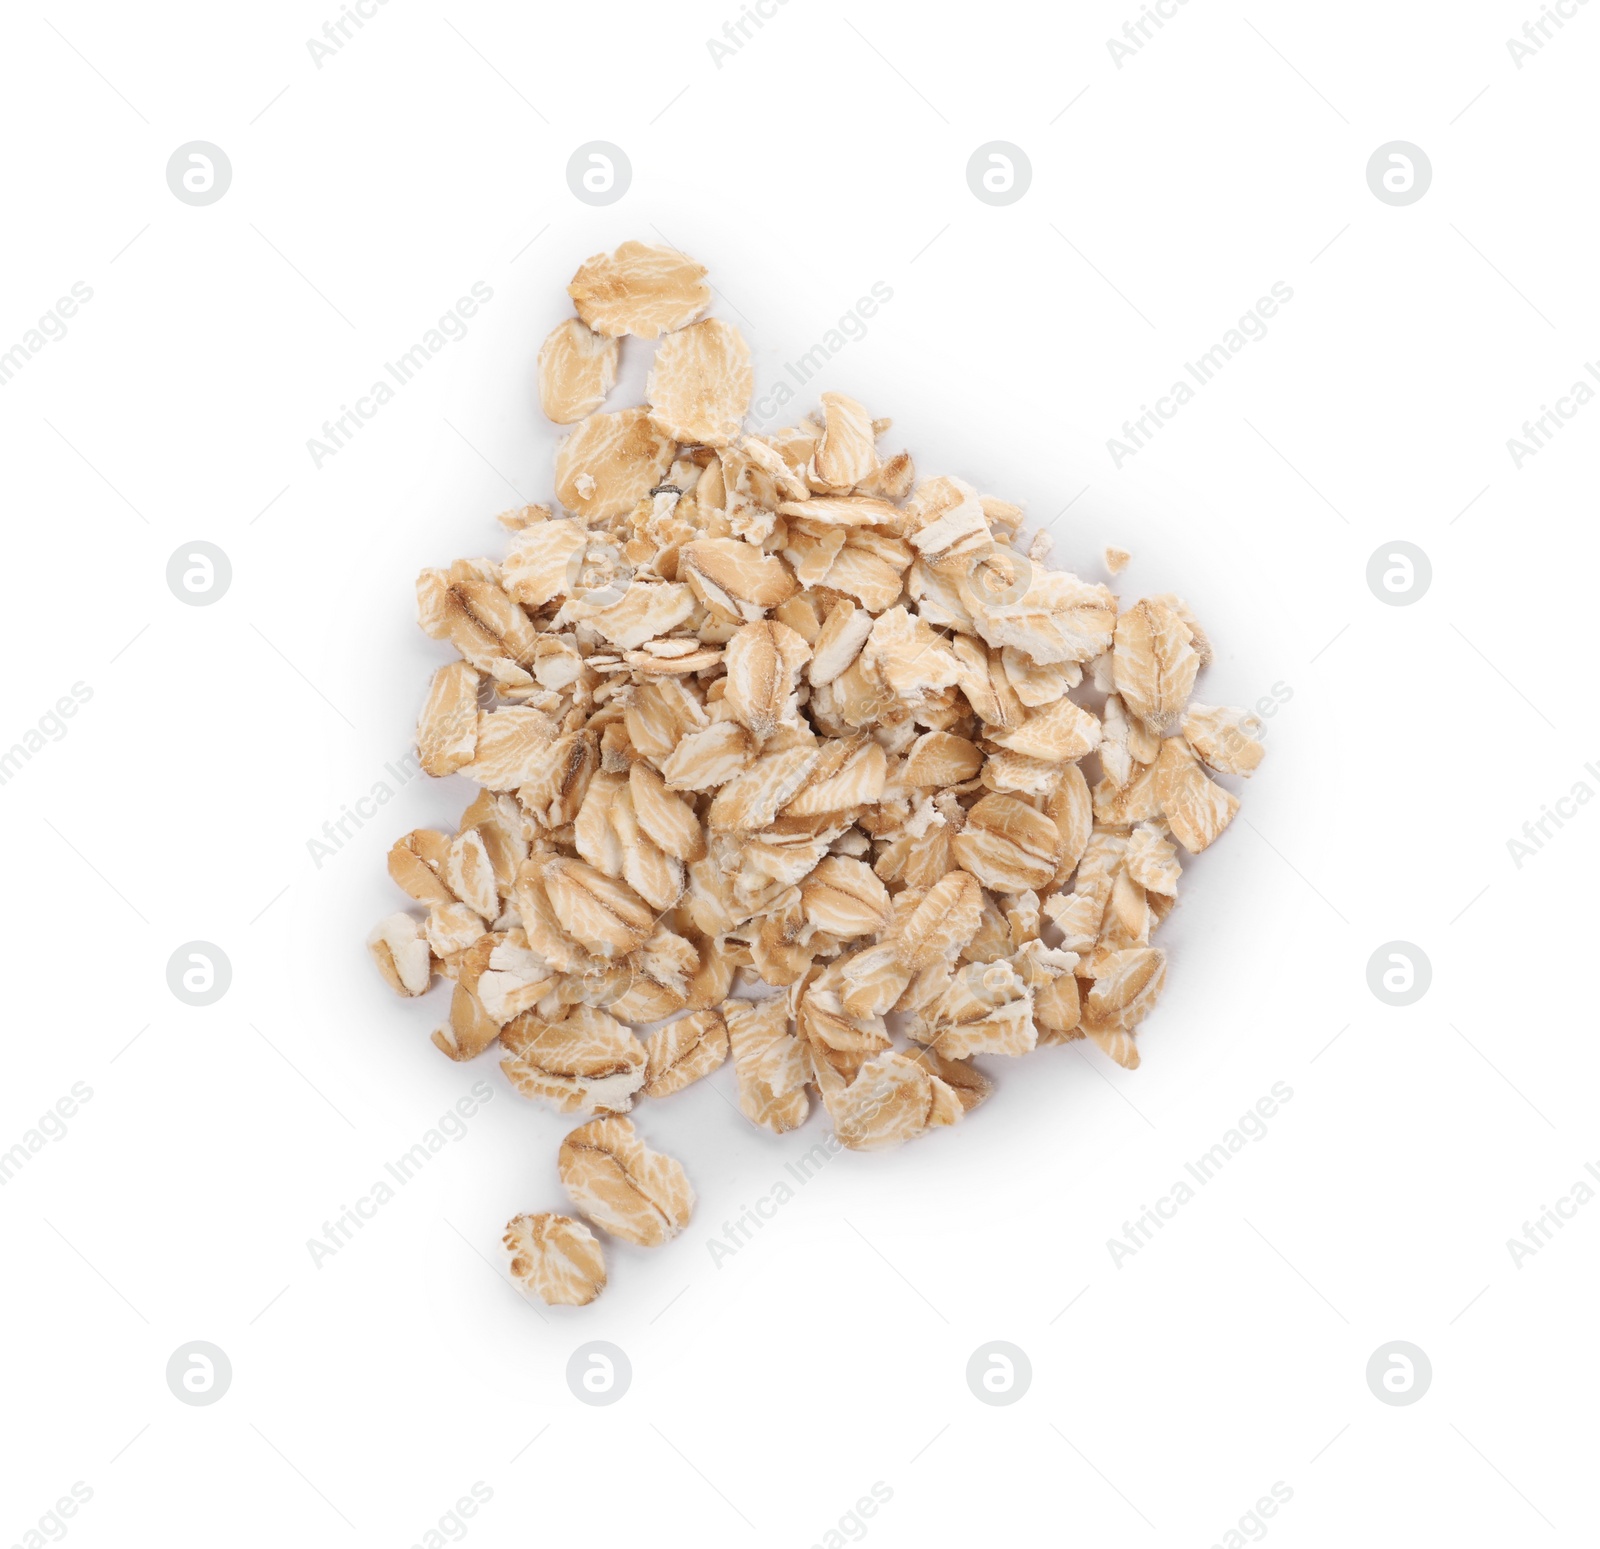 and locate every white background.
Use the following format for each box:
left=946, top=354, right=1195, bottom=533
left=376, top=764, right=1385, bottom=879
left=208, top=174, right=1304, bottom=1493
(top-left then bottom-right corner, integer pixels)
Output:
left=2, top=1, right=1595, bottom=1545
